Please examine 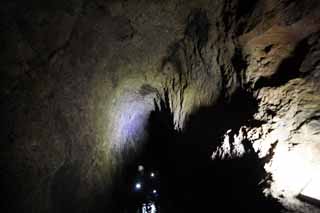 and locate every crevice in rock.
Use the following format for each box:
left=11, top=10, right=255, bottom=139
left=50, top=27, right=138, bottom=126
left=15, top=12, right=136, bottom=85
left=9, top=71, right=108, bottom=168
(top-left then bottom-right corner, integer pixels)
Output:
left=293, top=115, right=320, bottom=133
